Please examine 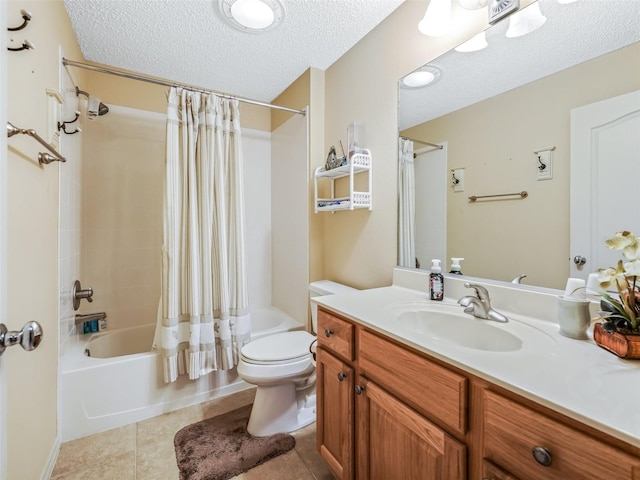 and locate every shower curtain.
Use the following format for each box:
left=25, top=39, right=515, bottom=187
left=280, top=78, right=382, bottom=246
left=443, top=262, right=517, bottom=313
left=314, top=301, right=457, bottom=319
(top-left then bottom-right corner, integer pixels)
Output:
left=398, top=138, right=416, bottom=268
left=154, top=87, right=251, bottom=383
